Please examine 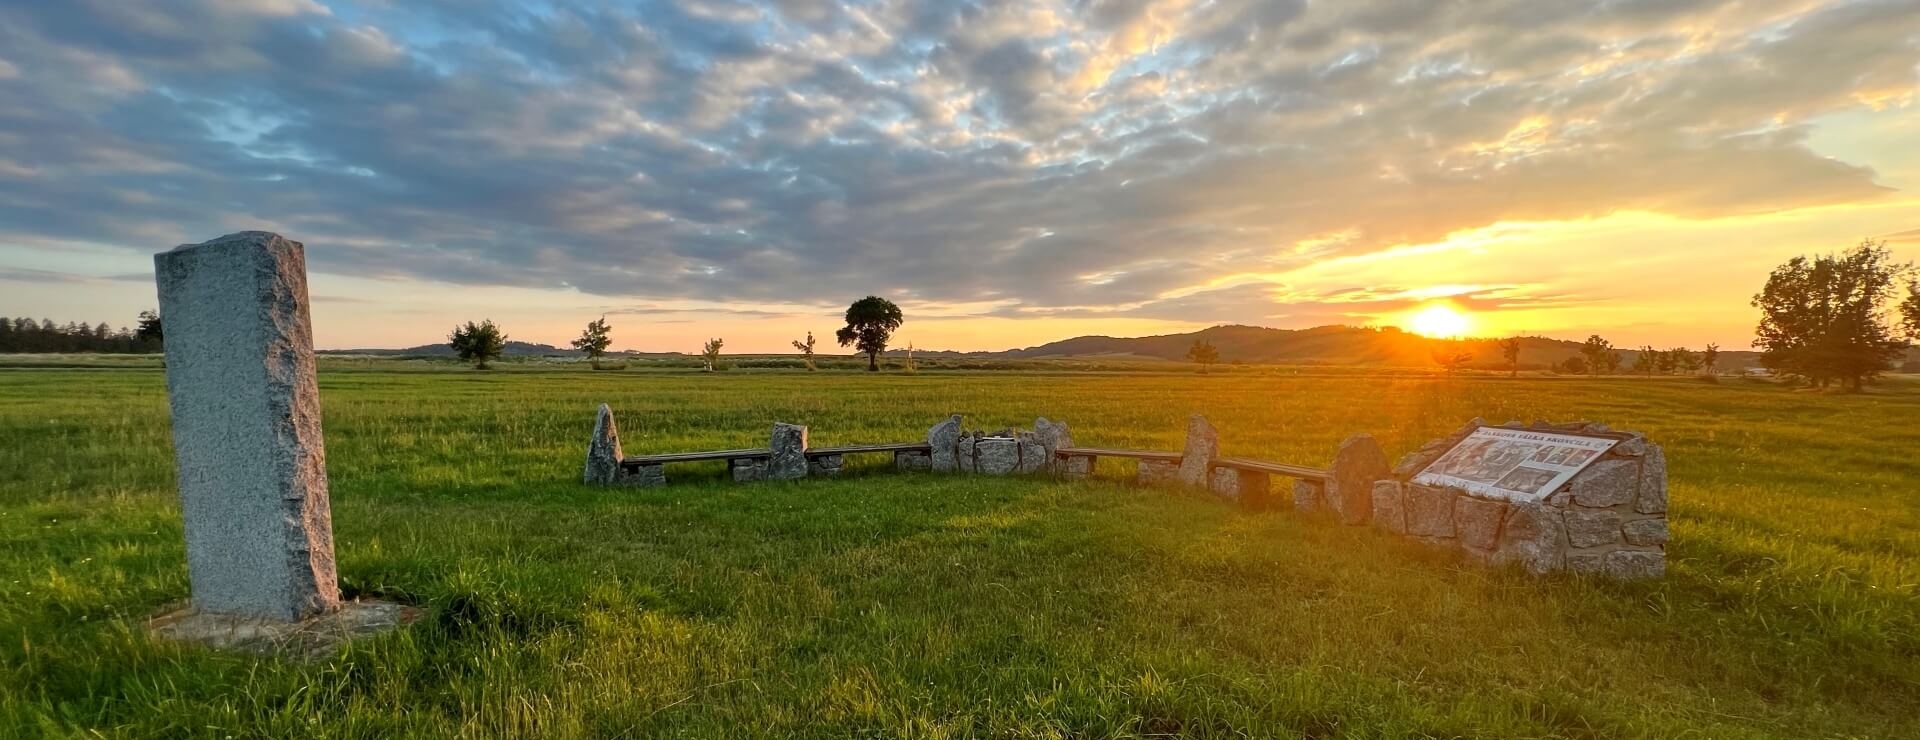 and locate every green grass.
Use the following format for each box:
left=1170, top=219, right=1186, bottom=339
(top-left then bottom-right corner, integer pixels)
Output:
left=2, top=367, right=1917, bottom=738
